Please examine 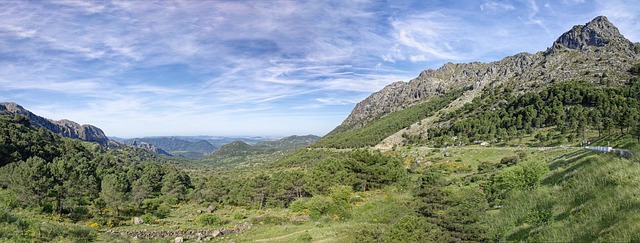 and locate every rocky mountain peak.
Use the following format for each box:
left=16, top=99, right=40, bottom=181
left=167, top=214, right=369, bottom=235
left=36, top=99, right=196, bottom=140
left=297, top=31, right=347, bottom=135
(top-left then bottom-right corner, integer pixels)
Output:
left=0, top=102, right=109, bottom=145
left=548, top=16, right=633, bottom=53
